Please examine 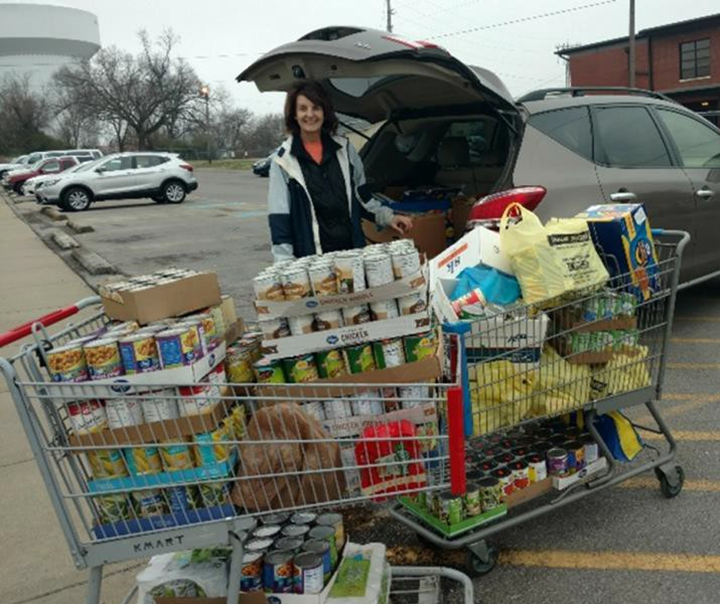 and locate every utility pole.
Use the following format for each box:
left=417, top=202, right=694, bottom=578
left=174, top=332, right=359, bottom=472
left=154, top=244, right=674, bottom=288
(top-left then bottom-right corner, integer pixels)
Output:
left=385, top=0, right=393, bottom=33
left=200, top=84, right=211, bottom=164
left=628, top=0, right=636, bottom=88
